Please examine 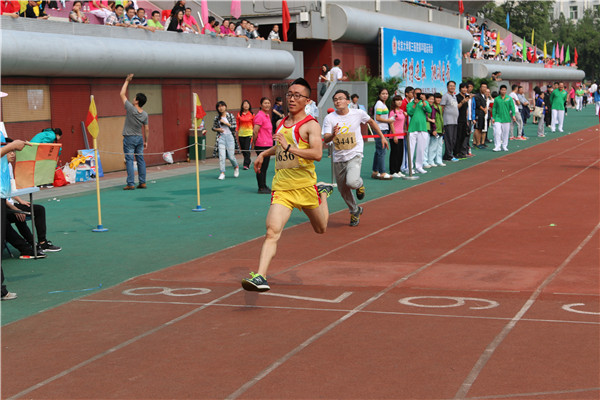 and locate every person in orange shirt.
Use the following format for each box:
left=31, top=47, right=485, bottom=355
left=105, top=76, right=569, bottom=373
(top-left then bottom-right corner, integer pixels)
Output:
left=236, top=100, right=254, bottom=170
